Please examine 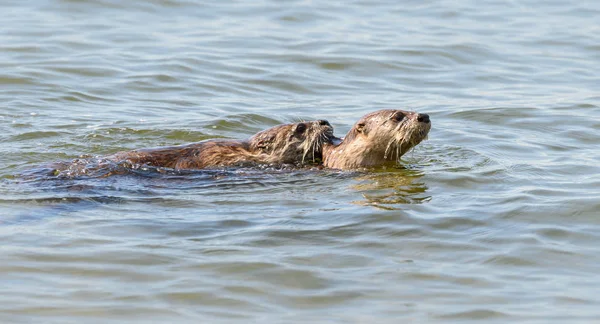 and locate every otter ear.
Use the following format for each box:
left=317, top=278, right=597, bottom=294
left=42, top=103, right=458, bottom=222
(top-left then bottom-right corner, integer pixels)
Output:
left=356, top=123, right=366, bottom=134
